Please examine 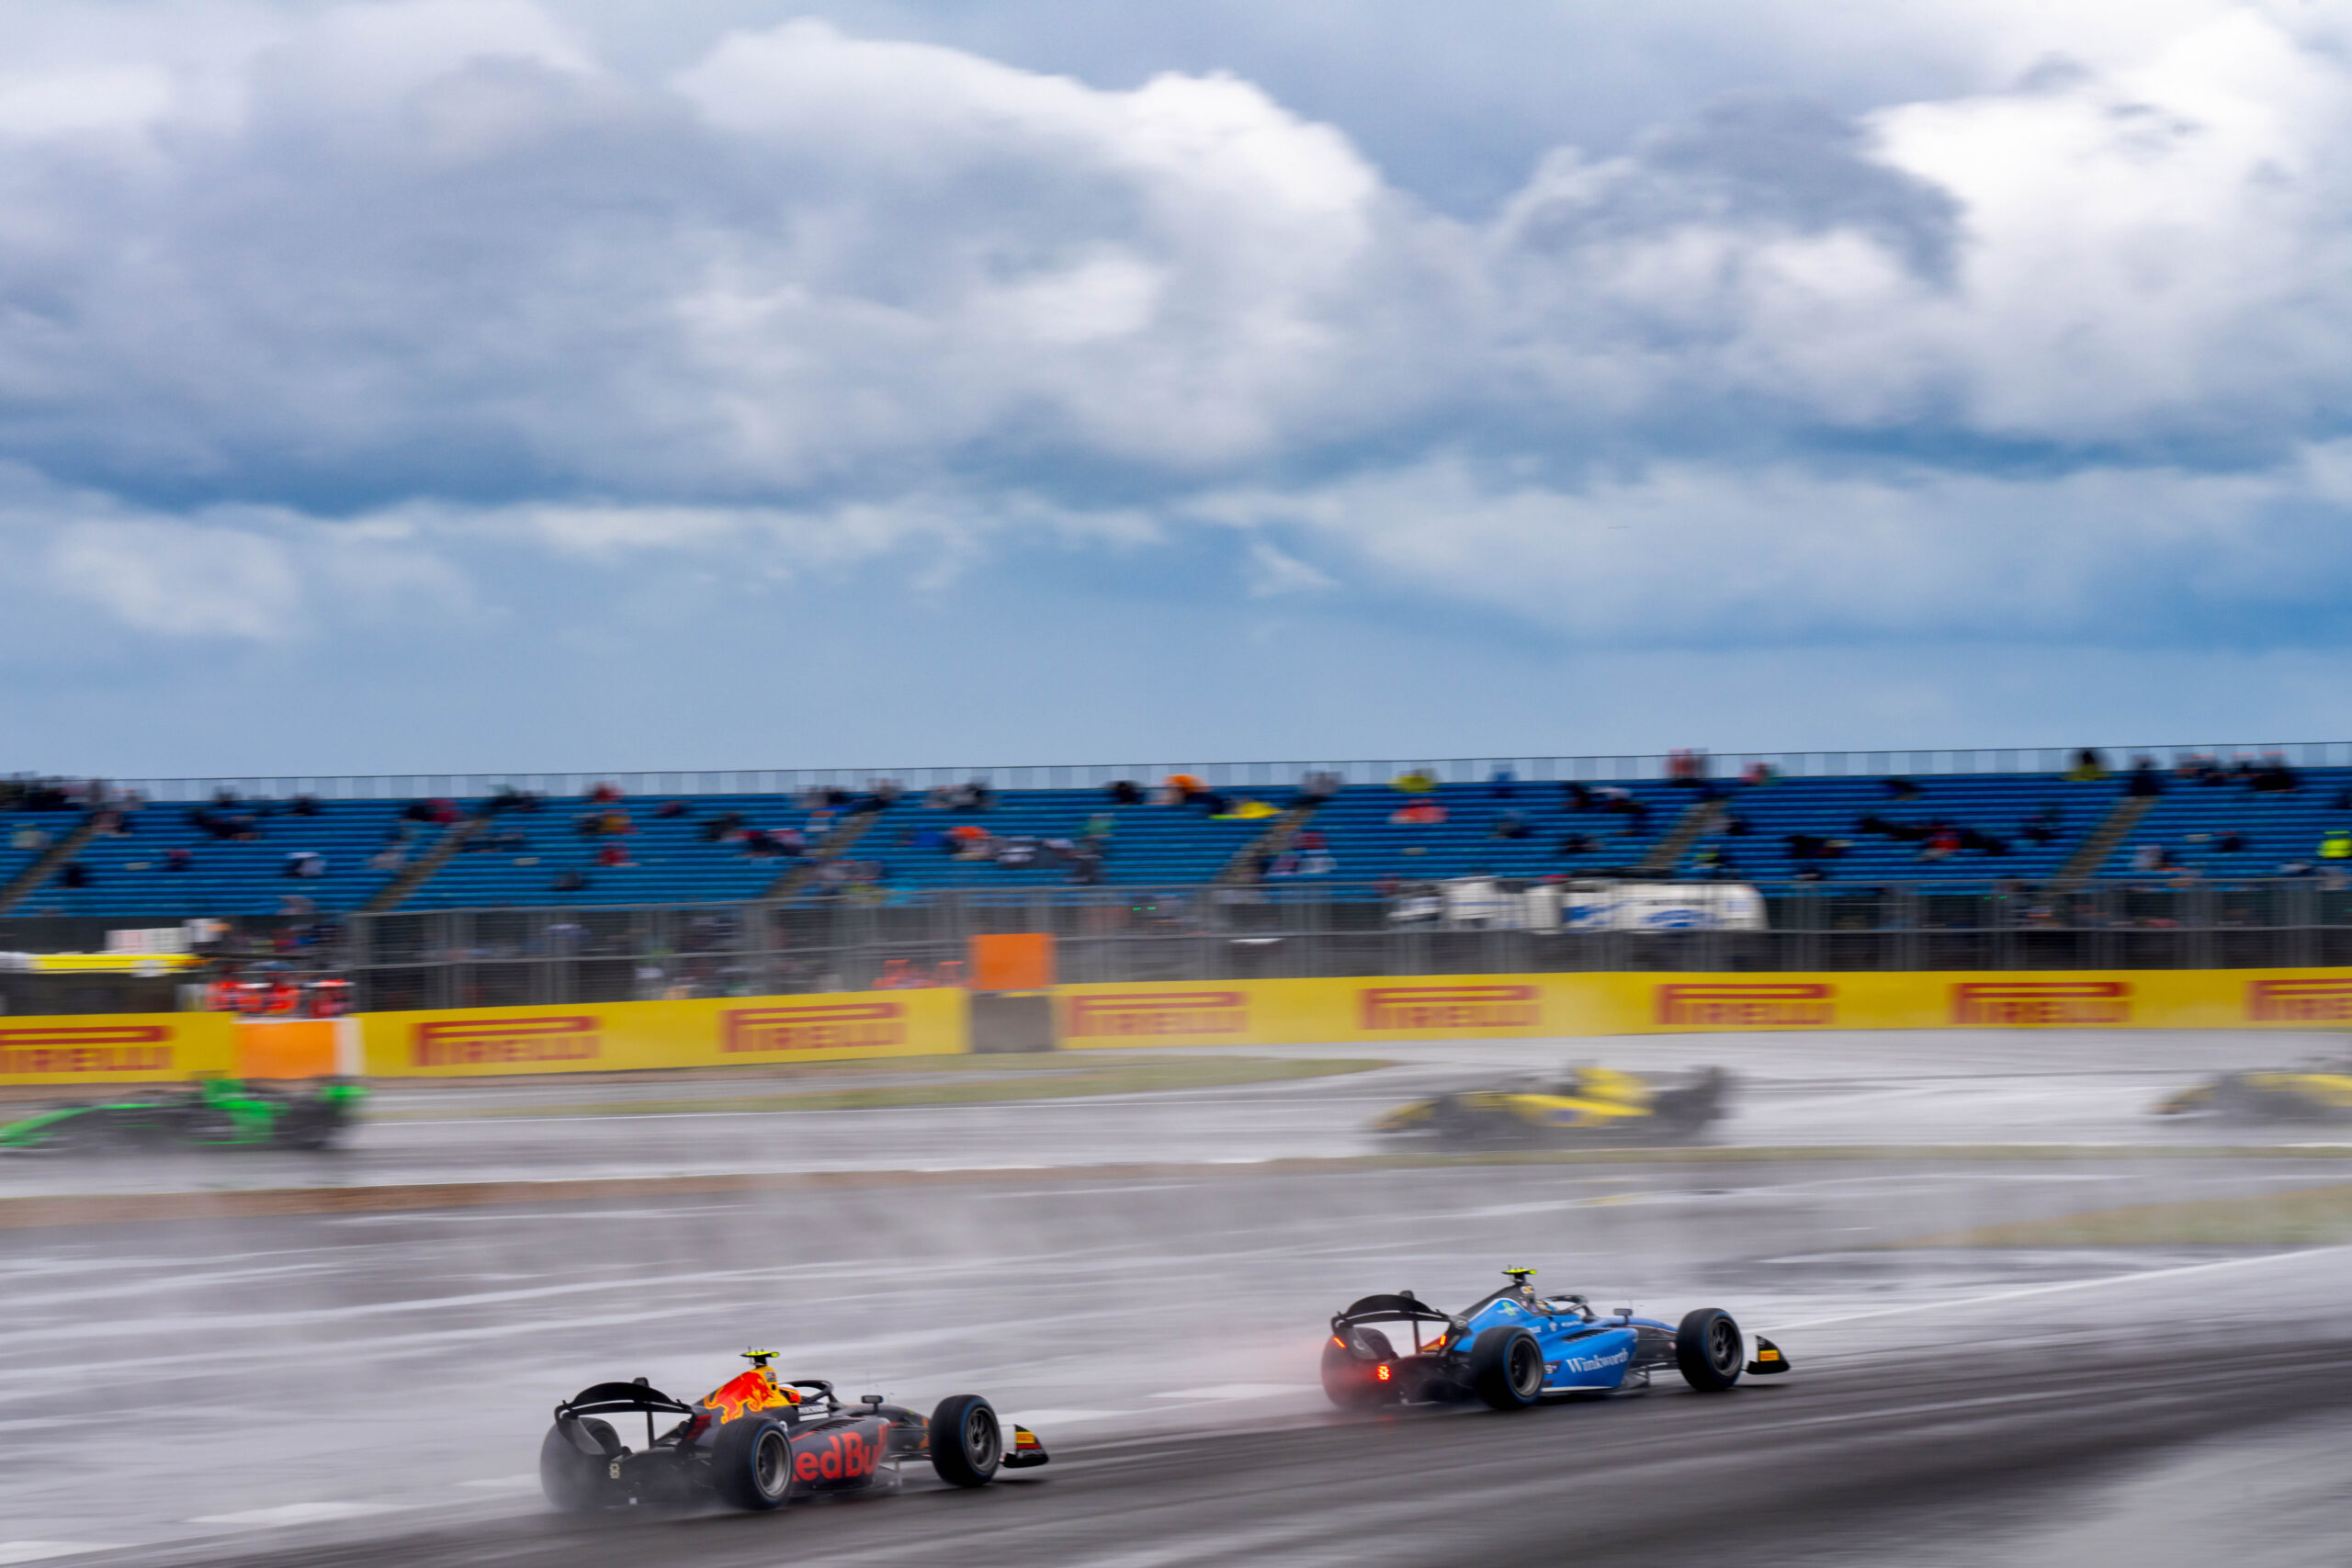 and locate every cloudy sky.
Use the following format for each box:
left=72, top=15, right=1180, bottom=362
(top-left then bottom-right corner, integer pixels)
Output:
left=6, top=0, right=2352, bottom=777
